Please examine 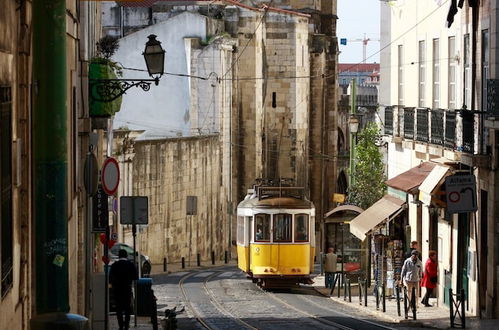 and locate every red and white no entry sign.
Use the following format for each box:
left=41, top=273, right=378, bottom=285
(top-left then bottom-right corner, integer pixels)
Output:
left=101, top=157, right=120, bottom=196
